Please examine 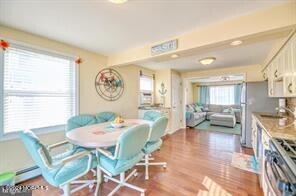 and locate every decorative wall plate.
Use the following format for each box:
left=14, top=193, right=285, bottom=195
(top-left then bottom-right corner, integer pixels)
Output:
left=95, top=68, right=124, bottom=101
